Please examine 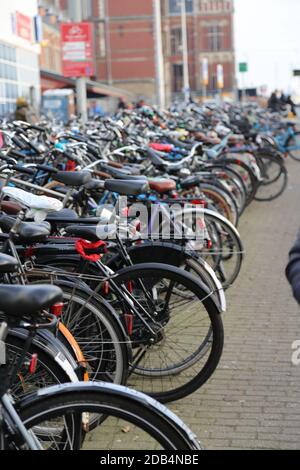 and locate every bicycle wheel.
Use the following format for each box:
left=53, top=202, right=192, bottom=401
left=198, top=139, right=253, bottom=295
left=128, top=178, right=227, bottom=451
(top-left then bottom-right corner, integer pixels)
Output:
left=209, top=164, right=248, bottom=215
left=26, top=273, right=129, bottom=386
left=254, top=154, right=288, bottom=201
left=109, top=263, right=224, bottom=403
left=18, top=383, right=201, bottom=450
left=167, top=207, right=244, bottom=288
left=218, top=156, right=260, bottom=204
left=59, top=285, right=129, bottom=386
left=200, top=183, right=239, bottom=226
left=6, top=335, right=73, bottom=401
left=287, top=131, right=300, bottom=161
